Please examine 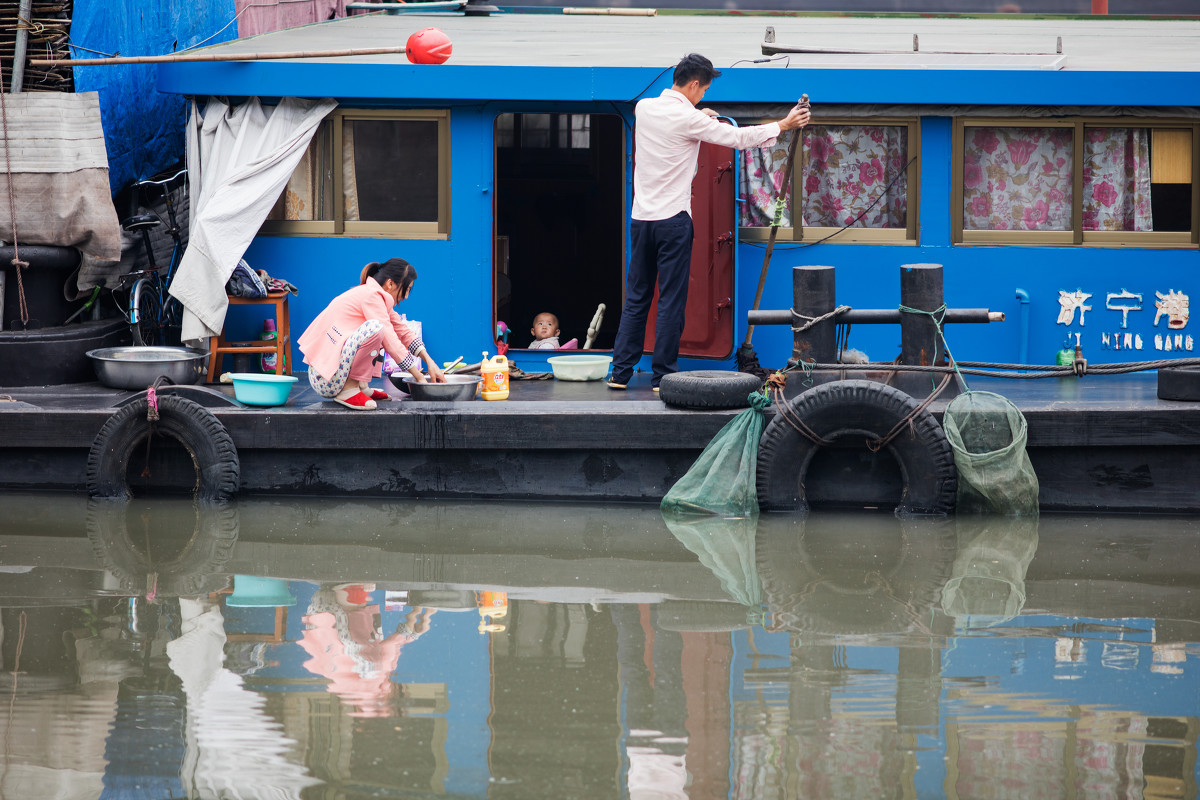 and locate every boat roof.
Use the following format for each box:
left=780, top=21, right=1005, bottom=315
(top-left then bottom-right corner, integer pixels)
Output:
left=157, top=12, right=1200, bottom=105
